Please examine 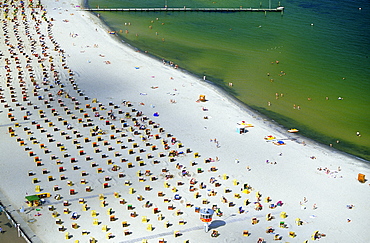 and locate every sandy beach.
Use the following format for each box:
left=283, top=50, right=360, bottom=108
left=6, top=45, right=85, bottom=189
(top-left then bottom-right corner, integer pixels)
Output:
left=0, top=0, right=369, bottom=242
